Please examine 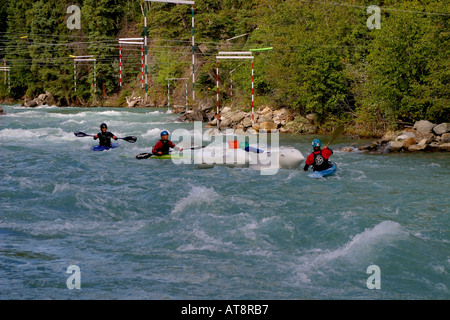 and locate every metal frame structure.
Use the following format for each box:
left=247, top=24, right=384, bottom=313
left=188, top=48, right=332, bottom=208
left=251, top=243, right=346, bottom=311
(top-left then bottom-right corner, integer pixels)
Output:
left=118, top=38, right=144, bottom=88
left=216, top=52, right=254, bottom=129
left=70, top=55, right=96, bottom=93
left=143, top=0, right=195, bottom=105
left=0, top=66, right=11, bottom=93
